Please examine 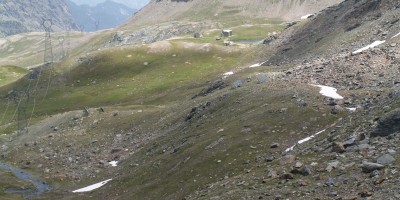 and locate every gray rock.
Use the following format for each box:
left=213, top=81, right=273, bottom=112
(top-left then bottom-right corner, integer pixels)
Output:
left=387, top=149, right=396, bottom=154
left=279, top=155, right=296, bottom=165
left=112, top=32, right=124, bottom=42
left=270, top=143, right=279, bottom=148
left=371, top=108, right=400, bottom=137
left=325, top=177, right=336, bottom=186
left=266, top=156, right=275, bottom=162
left=376, top=154, right=395, bottom=165
left=274, top=194, right=282, bottom=200
left=295, top=161, right=303, bottom=168
left=302, top=165, right=313, bottom=176
left=326, top=160, right=340, bottom=172
left=280, top=172, right=294, bottom=180
left=329, top=190, right=338, bottom=196
left=370, top=170, right=380, bottom=178
left=267, top=169, right=278, bottom=179
left=343, top=136, right=357, bottom=148
left=361, top=161, right=385, bottom=173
